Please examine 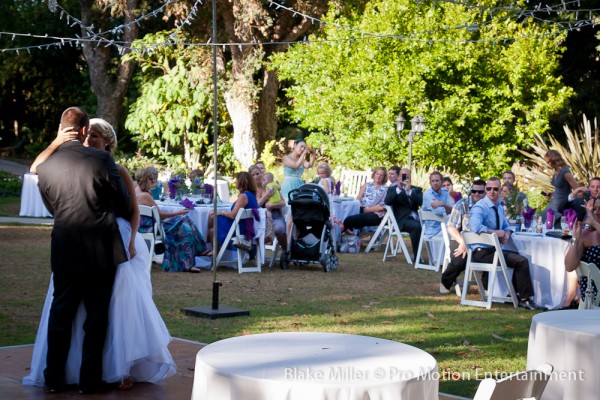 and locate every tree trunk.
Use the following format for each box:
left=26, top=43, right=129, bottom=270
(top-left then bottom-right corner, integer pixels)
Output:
left=79, top=0, right=138, bottom=129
